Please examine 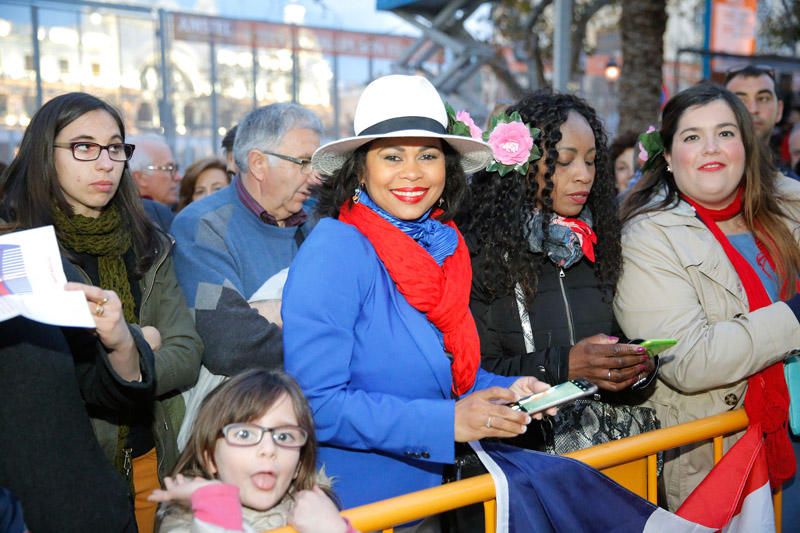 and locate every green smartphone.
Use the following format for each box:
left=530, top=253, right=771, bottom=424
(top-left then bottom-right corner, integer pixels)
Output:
left=636, top=338, right=677, bottom=357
